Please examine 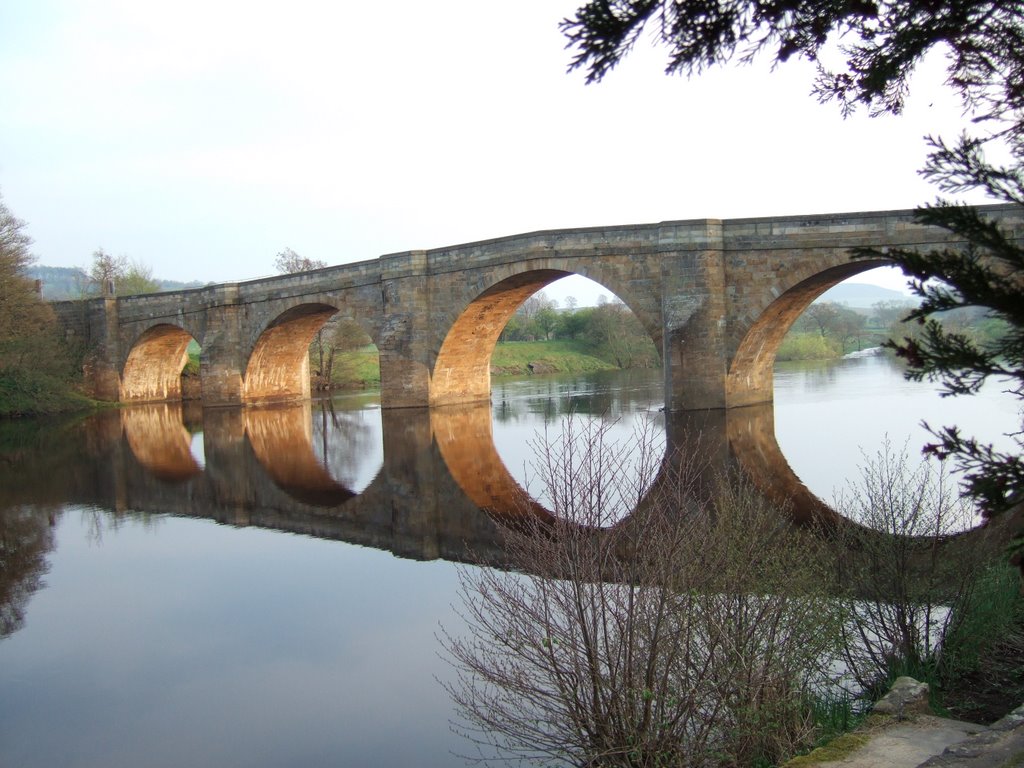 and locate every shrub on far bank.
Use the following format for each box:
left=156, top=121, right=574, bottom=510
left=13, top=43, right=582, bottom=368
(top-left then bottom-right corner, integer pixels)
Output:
left=327, top=346, right=381, bottom=389
left=777, top=332, right=844, bottom=361
left=489, top=339, right=617, bottom=376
